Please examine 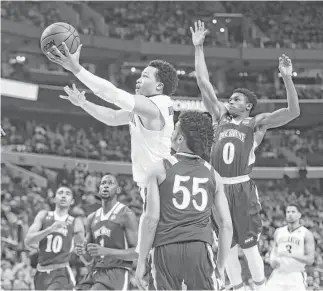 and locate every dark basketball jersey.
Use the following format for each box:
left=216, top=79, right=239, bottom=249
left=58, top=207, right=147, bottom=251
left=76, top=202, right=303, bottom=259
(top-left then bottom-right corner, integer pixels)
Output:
left=210, top=114, right=257, bottom=177
left=90, top=202, right=132, bottom=270
left=38, top=211, right=75, bottom=266
left=153, top=153, right=220, bottom=248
